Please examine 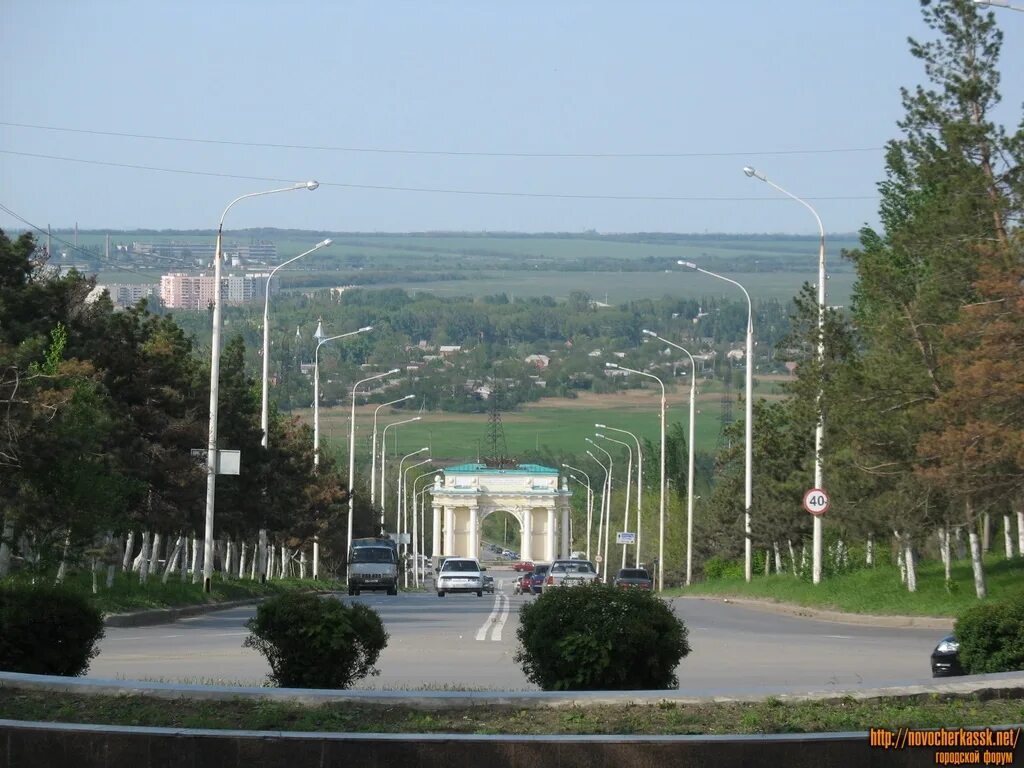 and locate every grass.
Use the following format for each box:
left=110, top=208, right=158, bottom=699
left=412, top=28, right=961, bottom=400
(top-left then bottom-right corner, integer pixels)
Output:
left=0, top=689, right=1020, bottom=734
left=676, top=554, right=1024, bottom=618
